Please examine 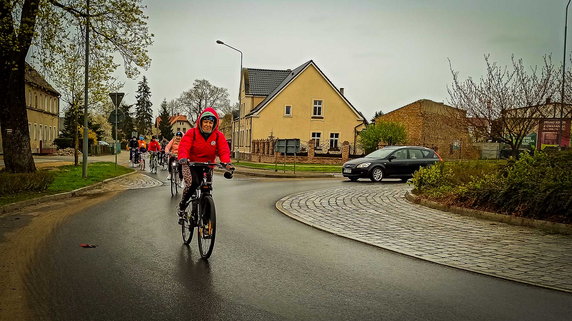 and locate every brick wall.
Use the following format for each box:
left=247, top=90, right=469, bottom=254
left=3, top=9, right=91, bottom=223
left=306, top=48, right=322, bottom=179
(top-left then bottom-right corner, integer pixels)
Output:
left=377, top=99, right=479, bottom=159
